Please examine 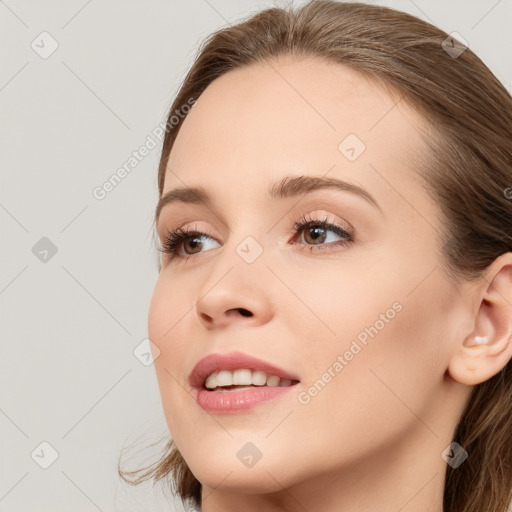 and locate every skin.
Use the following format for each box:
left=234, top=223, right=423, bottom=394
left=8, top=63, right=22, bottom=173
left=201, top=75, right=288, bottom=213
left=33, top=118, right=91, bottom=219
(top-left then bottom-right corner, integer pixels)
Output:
left=148, top=55, right=512, bottom=512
